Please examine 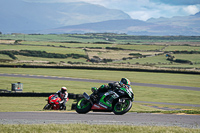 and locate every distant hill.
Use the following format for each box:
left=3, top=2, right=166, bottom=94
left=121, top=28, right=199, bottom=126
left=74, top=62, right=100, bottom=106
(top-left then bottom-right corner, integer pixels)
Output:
left=147, top=12, right=200, bottom=34
left=0, top=0, right=131, bottom=33
left=43, top=12, right=200, bottom=35
left=1, top=0, right=200, bottom=35
left=41, top=19, right=154, bottom=34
